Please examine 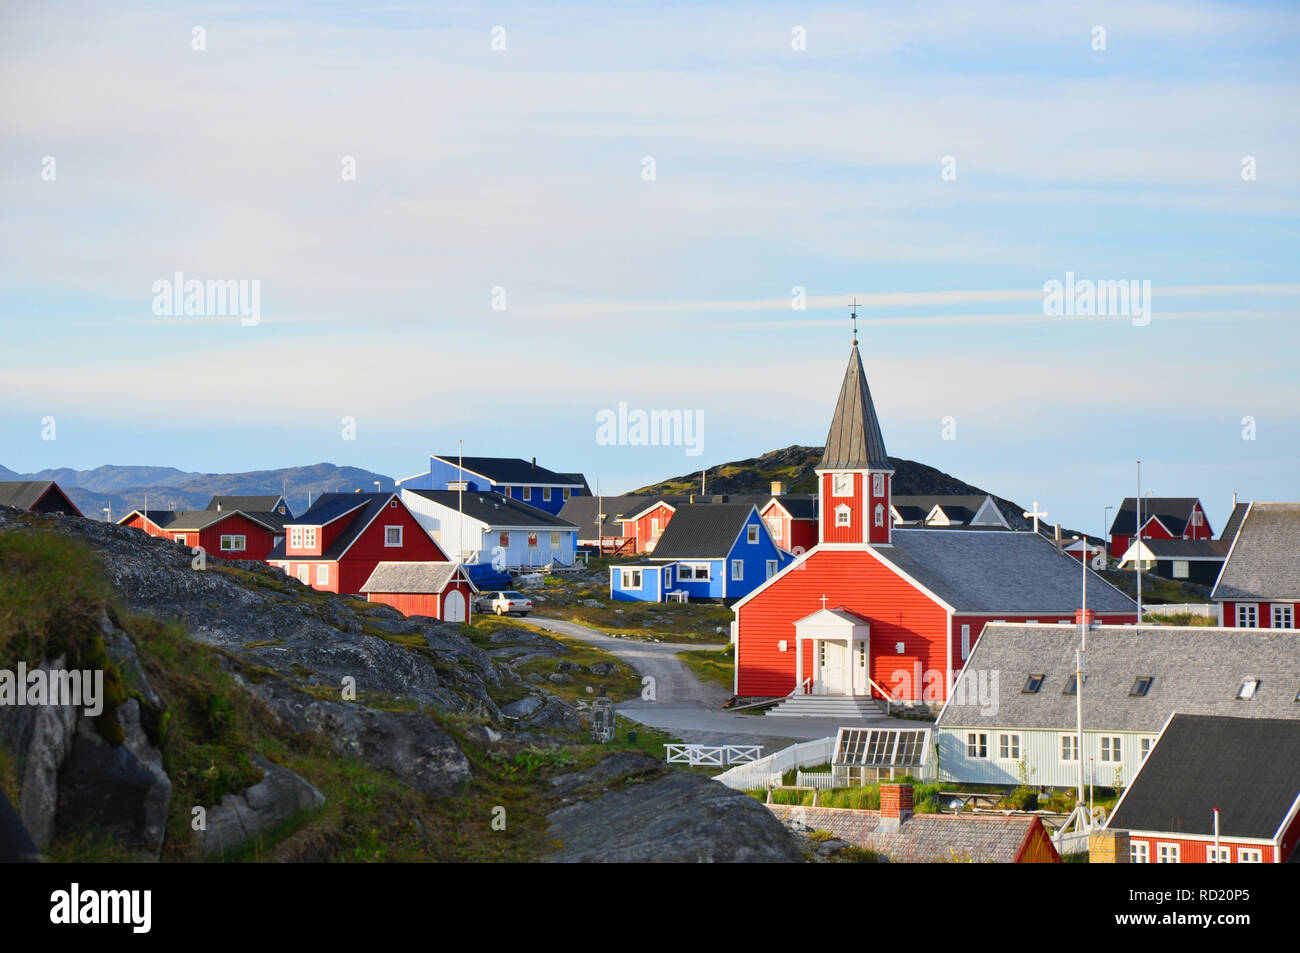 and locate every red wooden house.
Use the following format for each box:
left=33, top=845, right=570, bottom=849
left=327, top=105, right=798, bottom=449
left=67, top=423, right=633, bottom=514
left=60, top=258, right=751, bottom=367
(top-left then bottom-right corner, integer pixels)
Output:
left=620, top=499, right=677, bottom=554
left=1108, top=497, right=1213, bottom=558
left=267, top=492, right=448, bottom=594
left=1211, top=501, right=1299, bottom=628
left=733, top=339, right=1137, bottom=709
left=118, top=507, right=288, bottom=561
left=360, top=562, right=476, bottom=623
left=1107, top=713, right=1300, bottom=863
left=760, top=493, right=818, bottom=556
